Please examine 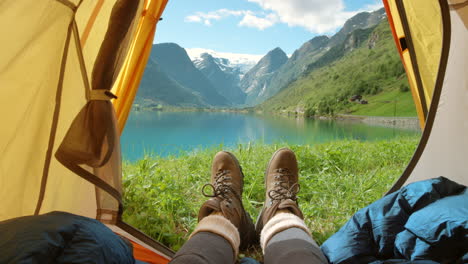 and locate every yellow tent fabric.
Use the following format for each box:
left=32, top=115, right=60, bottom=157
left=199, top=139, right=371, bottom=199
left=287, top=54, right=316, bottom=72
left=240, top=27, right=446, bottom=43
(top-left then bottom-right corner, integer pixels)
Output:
left=383, top=0, right=443, bottom=129
left=0, top=0, right=172, bottom=257
left=0, top=0, right=90, bottom=220
left=112, top=0, right=169, bottom=134
left=384, top=0, right=426, bottom=128
left=403, top=1, right=443, bottom=105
